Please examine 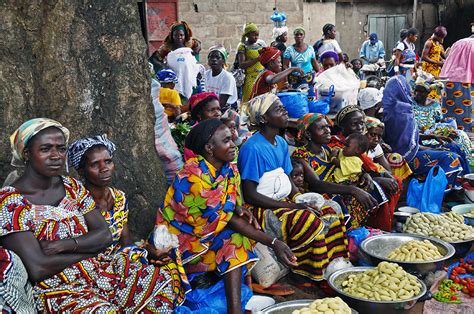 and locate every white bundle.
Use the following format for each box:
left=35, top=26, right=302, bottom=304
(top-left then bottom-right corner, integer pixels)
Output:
left=152, top=225, right=179, bottom=250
